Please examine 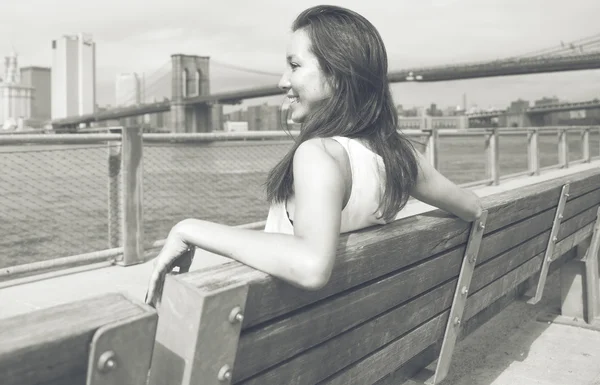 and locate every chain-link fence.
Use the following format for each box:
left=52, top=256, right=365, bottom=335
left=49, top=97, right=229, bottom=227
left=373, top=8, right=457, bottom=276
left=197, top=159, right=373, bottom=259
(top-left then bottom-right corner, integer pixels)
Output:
left=0, top=135, right=295, bottom=270
left=1, top=128, right=599, bottom=271
left=142, top=139, right=292, bottom=248
left=0, top=142, right=111, bottom=268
